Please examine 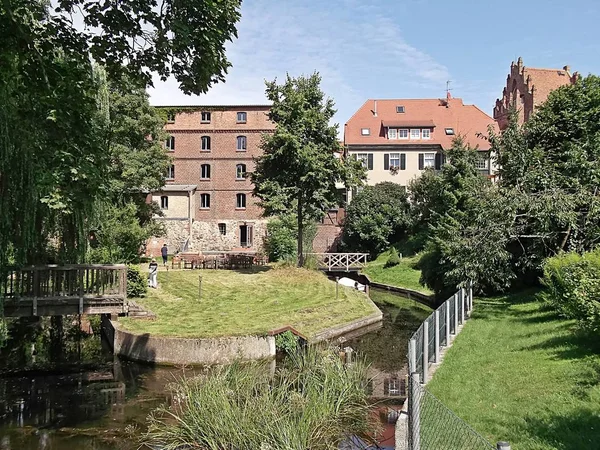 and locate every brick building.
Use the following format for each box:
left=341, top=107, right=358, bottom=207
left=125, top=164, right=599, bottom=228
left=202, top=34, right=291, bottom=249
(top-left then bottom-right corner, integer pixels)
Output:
left=493, top=57, right=578, bottom=130
left=147, top=106, right=275, bottom=256
left=344, top=96, right=497, bottom=193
